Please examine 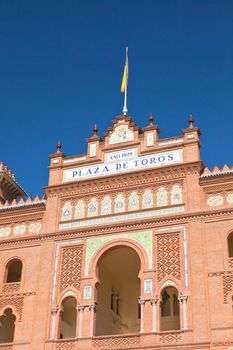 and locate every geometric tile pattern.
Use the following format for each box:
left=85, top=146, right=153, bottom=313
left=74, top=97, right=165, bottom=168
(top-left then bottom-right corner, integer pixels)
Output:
left=92, top=335, right=140, bottom=348
left=59, top=245, right=83, bottom=292
left=157, top=233, right=181, bottom=282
